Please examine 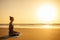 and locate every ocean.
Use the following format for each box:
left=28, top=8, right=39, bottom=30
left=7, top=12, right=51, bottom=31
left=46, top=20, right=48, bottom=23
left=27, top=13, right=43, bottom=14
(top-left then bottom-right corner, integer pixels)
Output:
left=0, top=25, right=60, bottom=40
